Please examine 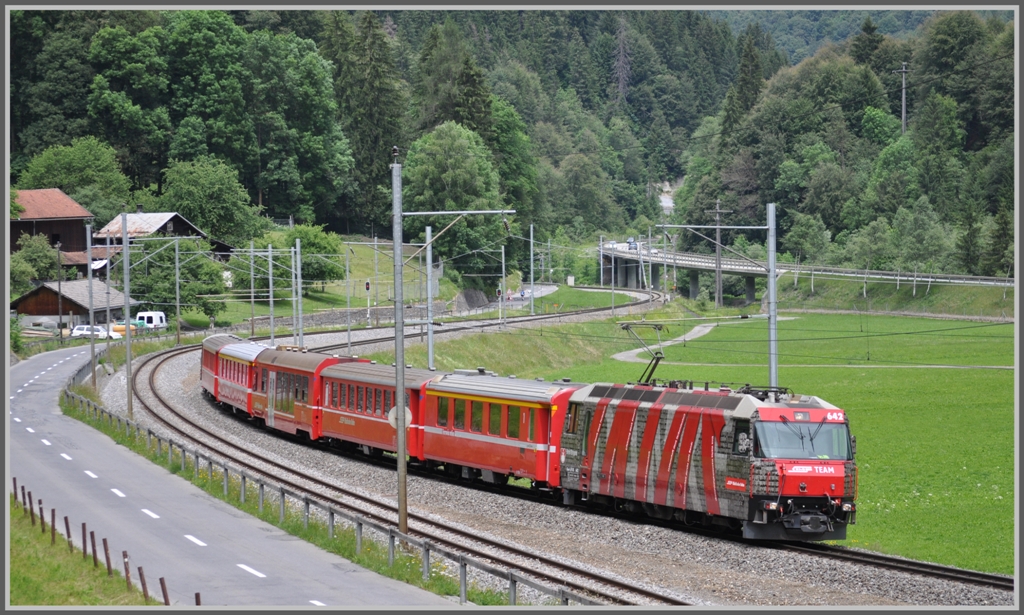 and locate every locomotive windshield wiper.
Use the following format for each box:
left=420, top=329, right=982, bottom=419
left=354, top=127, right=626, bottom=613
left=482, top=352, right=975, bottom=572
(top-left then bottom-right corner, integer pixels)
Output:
left=779, top=415, right=805, bottom=445
left=808, top=417, right=826, bottom=449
